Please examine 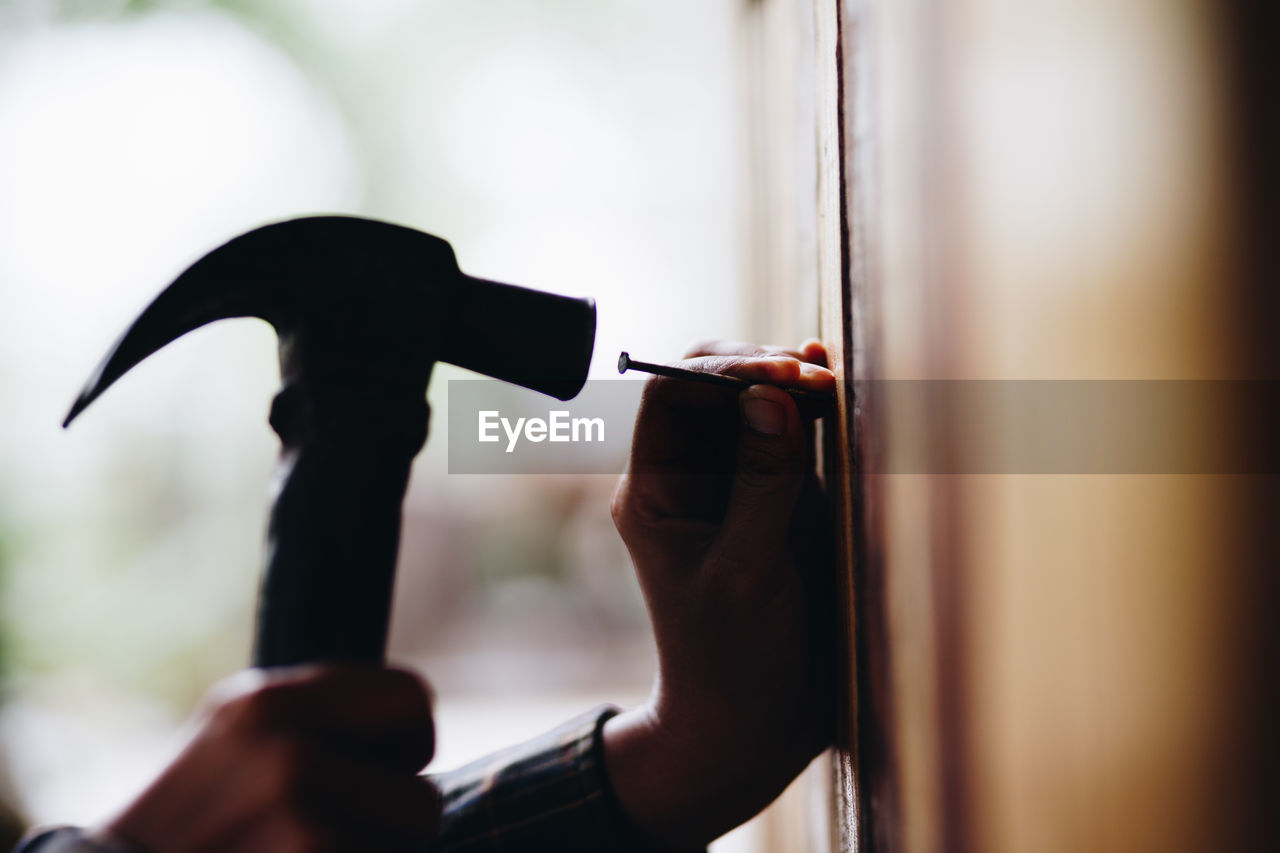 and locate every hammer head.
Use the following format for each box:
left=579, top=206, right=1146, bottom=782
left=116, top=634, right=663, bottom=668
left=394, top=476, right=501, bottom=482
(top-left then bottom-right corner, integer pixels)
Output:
left=64, top=215, right=596, bottom=426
